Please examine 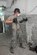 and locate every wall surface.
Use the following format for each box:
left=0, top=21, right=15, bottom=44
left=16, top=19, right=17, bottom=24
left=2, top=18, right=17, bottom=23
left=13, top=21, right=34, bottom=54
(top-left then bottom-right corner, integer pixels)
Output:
left=0, top=1, right=6, bottom=6
left=27, top=0, right=37, bottom=14
left=5, top=0, right=26, bottom=15
left=26, top=15, right=37, bottom=44
left=0, top=0, right=37, bottom=14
